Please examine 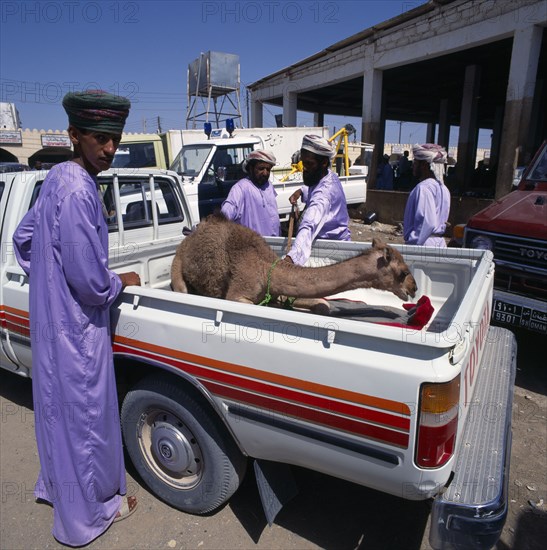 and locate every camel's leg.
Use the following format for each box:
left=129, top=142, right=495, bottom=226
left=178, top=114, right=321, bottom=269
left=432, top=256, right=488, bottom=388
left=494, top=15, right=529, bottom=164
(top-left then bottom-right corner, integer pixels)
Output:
left=279, top=297, right=332, bottom=316
left=225, top=288, right=255, bottom=304
left=170, top=249, right=188, bottom=293
left=171, top=278, right=188, bottom=293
